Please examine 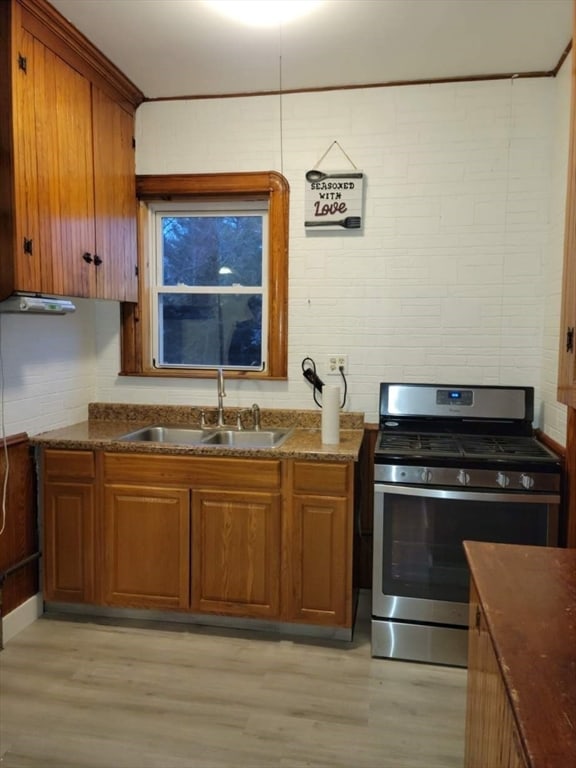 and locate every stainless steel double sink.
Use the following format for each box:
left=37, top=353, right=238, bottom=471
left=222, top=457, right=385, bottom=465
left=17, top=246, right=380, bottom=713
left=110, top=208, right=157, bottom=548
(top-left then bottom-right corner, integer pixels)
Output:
left=117, top=425, right=293, bottom=449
